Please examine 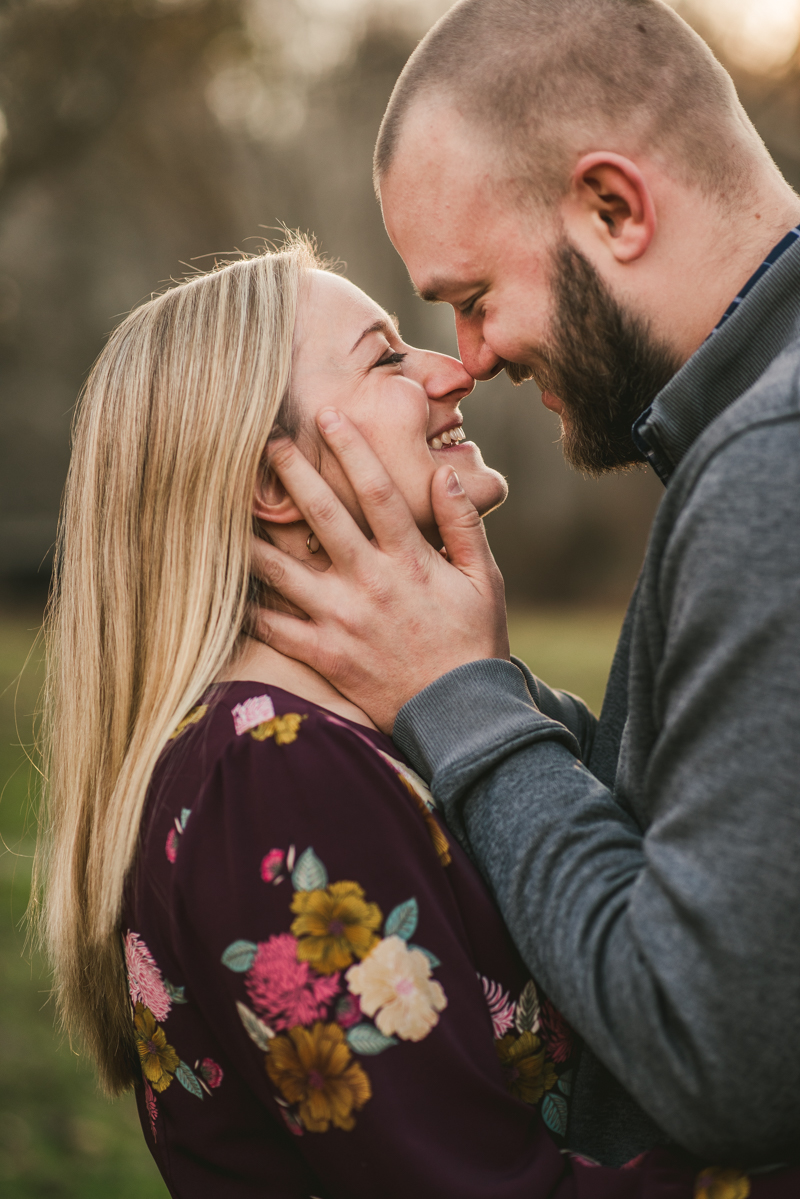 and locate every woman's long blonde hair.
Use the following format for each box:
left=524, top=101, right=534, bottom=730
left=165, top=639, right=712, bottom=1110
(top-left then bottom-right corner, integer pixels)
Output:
left=35, top=240, right=318, bottom=1093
